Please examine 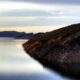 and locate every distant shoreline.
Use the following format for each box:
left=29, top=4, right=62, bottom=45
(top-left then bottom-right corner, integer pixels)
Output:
left=0, top=31, right=34, bottom=39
